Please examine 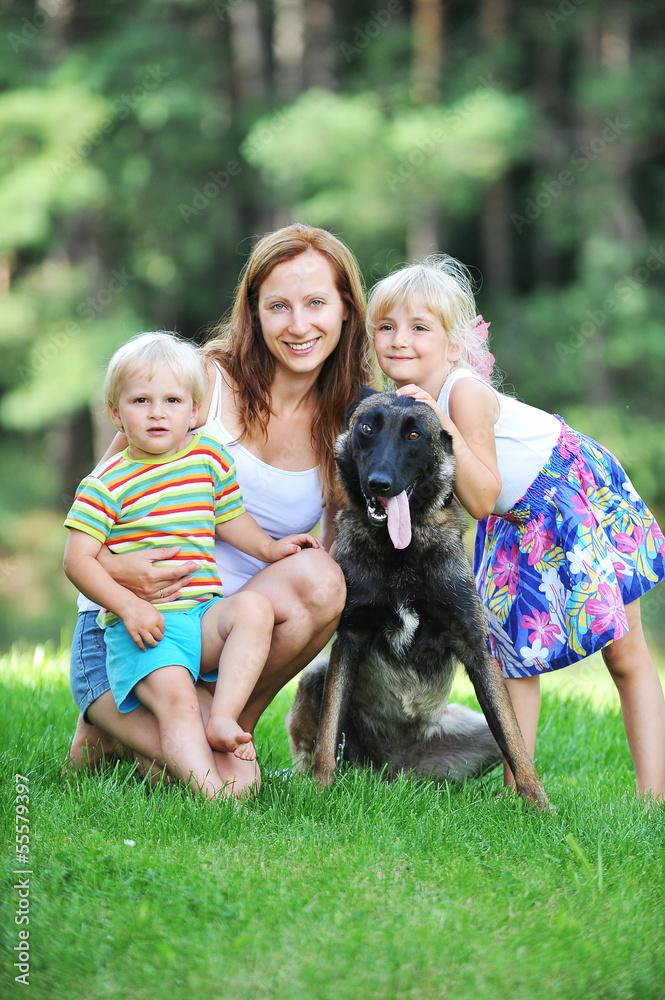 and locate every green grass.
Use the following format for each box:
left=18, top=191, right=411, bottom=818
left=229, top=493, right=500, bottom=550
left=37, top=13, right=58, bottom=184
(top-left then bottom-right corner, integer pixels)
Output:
left=1, top=642, right=665, bottom=1000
